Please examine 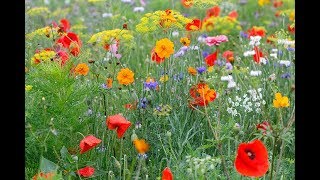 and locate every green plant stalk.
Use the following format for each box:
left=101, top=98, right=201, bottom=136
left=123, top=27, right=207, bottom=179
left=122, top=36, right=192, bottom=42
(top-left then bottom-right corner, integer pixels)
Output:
left=134, top=158, right=142, bottom=180
left=269, top=136, right=278, bottom=180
